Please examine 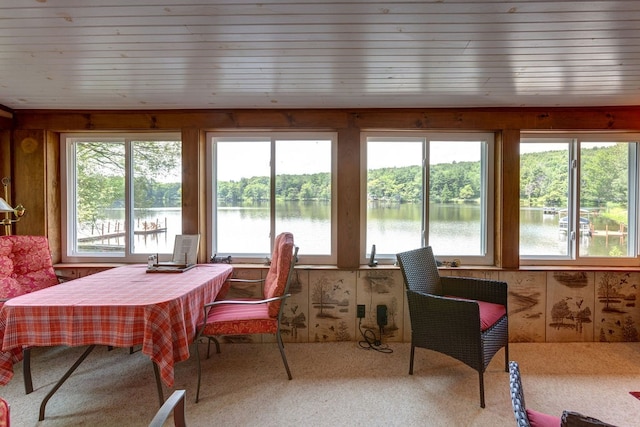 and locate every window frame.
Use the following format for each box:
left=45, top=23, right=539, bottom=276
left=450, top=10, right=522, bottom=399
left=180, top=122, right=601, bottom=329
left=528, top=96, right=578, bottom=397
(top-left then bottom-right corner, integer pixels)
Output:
left=519, top=132, right=640, bottom=267
left=206, top=131, right=337, bottom=264
left=61, top=132, right=182, bottom=263
left=360, top=131, right=495, bottom=266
